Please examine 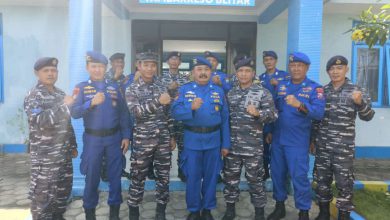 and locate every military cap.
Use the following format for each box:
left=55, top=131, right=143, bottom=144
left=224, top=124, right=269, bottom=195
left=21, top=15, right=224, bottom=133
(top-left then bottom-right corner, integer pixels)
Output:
left=34, top=57, right=58, bottom=71
left=204, top=51, right=220, bottom=62
left=191, top=56, right=212, bottom=69
left=289, top=52, right=311, bottom=65
left=86, top=51, right=108, bottom=65
left=109, top=53, right=125, bottom=61
left=326, top=55, right=348, bottom=71
left=233, top=54, right=249, bottom=66
left=138, top=52, right=158, bottom=62
left=166, top=51, right=181, bottom=61
left=262, top=51, right=278, bottom=59
left=235, top=57, right=255, bottom=70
